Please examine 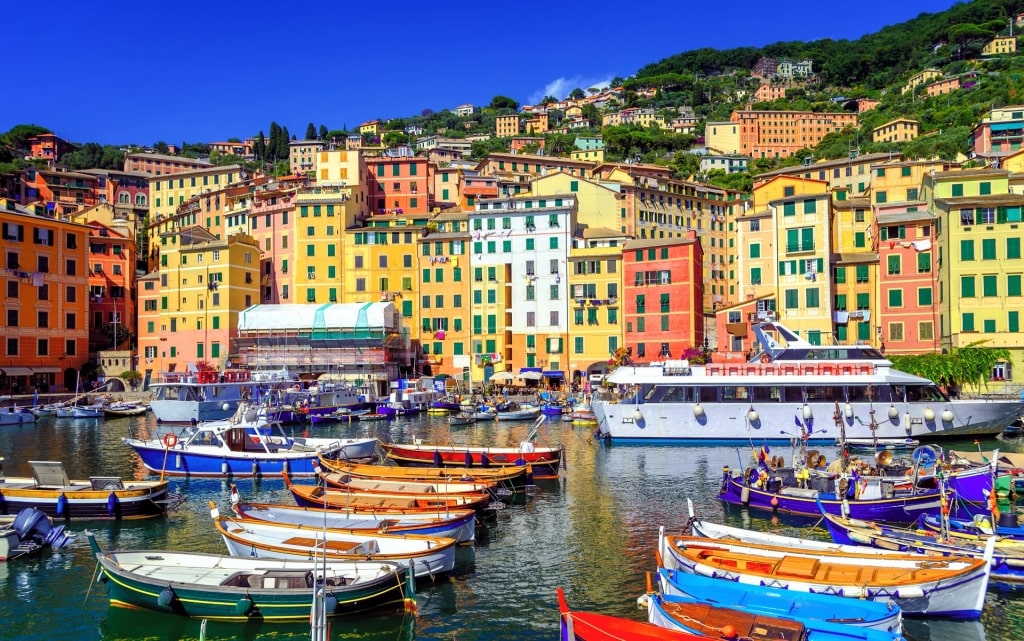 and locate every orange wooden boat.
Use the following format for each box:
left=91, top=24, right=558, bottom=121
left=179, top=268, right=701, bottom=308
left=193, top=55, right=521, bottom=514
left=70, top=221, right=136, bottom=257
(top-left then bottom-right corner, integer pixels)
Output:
left=317, top=456, right=530, bottom=489
left=283, top=471, right=494, bottom=513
